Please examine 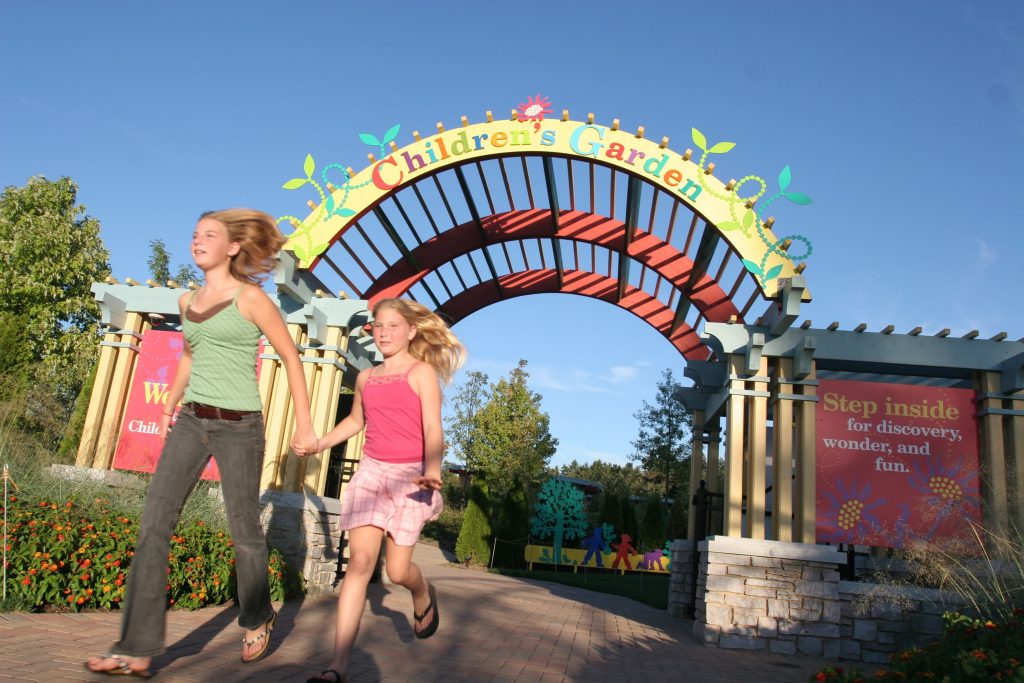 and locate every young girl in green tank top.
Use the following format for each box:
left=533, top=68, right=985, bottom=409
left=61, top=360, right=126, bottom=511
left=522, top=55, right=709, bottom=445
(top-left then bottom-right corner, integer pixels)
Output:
left=86, top=209, right=318, bottom=678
